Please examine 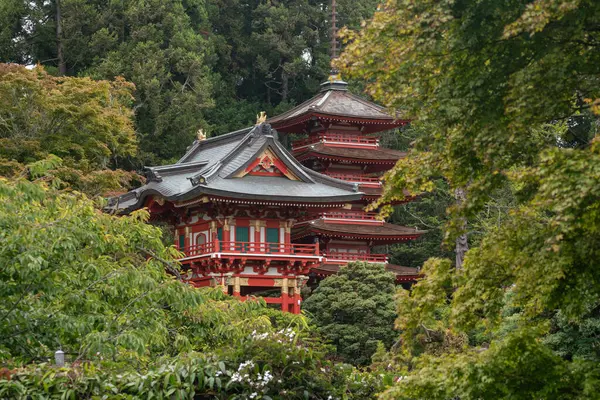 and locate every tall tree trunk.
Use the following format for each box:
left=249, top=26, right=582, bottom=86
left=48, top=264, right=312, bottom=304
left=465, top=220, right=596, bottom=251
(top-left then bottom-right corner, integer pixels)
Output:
left=454, top=187, right=469, bottom=270
left=281, top=70, right=289, bottom=102
left=55, top=0, right=66, bottom=75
